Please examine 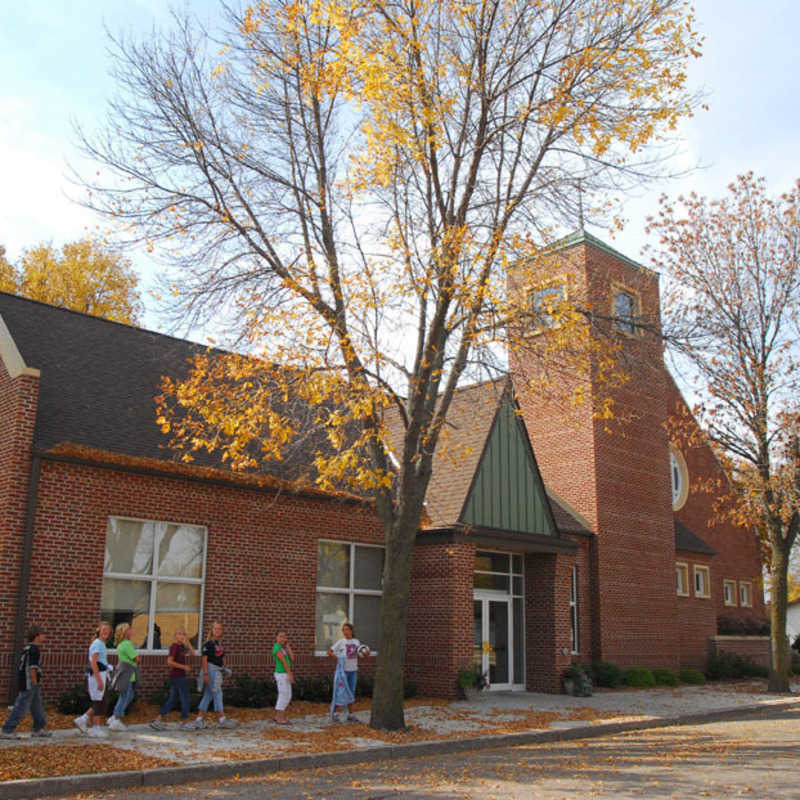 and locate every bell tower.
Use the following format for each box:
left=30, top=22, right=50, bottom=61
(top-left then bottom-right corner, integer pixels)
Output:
left=510, top=231, right=679, bottom=668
